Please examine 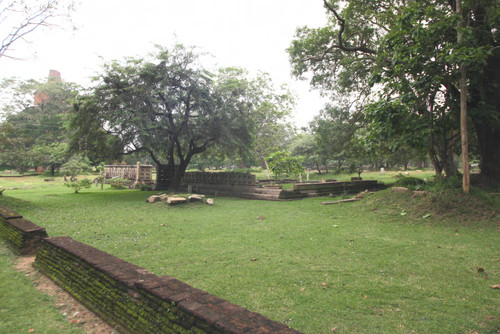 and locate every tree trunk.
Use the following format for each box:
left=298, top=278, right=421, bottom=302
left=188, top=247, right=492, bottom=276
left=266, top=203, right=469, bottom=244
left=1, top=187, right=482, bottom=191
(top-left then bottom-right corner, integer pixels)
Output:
left=469, top=39, right=500, bottom=184
left=155, top=161, right=191, bottom=191
left=155, top=164, right=171, bottom=190
left=473, top=119, right=500, bottom=184
left=315, top=161, right=322, bottom=174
